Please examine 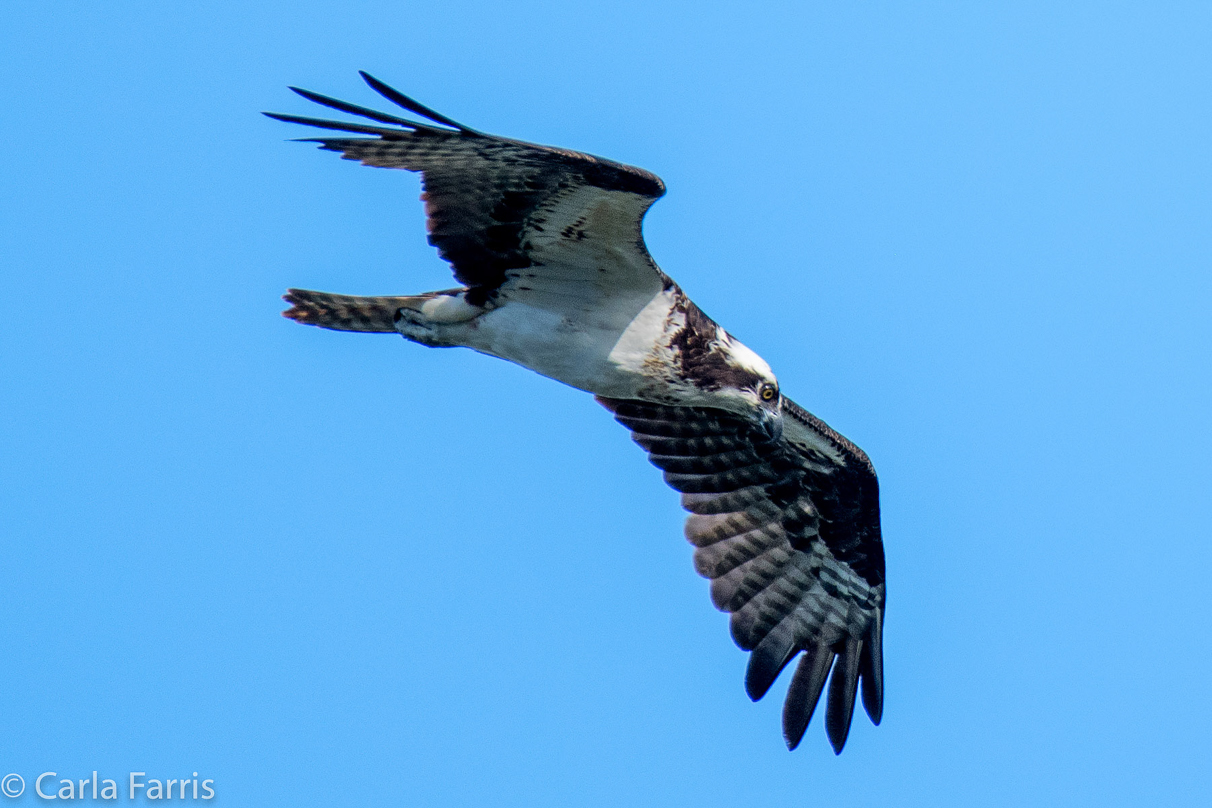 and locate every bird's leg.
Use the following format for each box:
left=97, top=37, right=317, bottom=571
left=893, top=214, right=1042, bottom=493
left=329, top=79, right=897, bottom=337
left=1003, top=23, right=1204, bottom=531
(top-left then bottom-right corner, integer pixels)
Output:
left=392, top=290, right=485, bottom=347
left=282, top=288, right=484, bottom=343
